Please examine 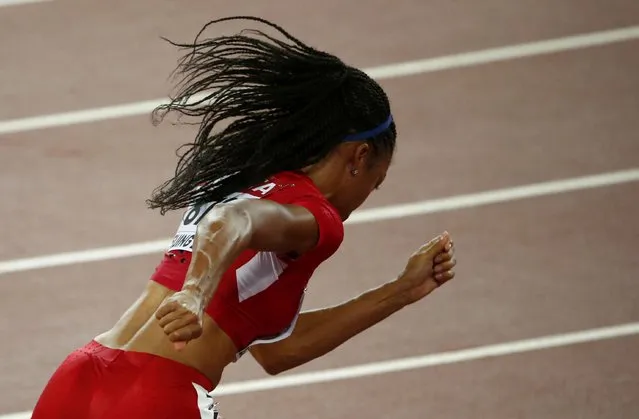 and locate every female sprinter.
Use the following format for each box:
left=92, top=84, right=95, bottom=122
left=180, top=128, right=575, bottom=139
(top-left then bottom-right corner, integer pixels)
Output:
left=31, top=16, right=457, bottom=419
